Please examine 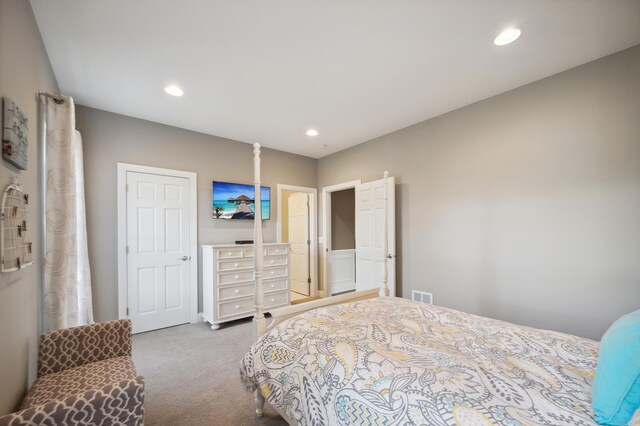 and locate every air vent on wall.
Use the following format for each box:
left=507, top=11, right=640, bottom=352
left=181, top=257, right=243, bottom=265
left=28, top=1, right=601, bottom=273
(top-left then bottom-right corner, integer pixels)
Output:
left=412, top=290, right=433, bottom=305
